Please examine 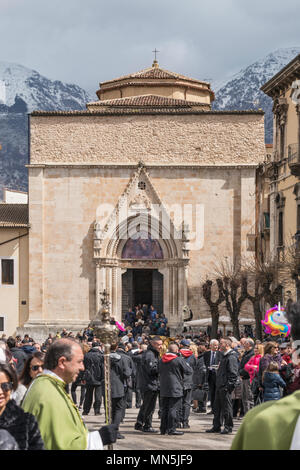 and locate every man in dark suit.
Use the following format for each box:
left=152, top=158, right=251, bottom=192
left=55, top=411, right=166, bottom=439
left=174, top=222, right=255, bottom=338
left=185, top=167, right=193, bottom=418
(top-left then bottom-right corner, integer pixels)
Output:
left=203, top=339, right=222, bottom=414
left=206, top=337, right=239, bottom=434
left=134, top=336, right=163, bottom=433
left=103, top=342, right=132, bottom=439
left=82, top=342, right=103, bottom=416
